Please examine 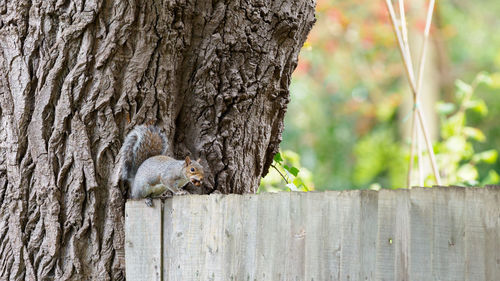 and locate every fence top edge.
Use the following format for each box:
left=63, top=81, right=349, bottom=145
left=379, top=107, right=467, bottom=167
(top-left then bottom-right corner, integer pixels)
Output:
left=124, top=185, right=500, bottom=205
